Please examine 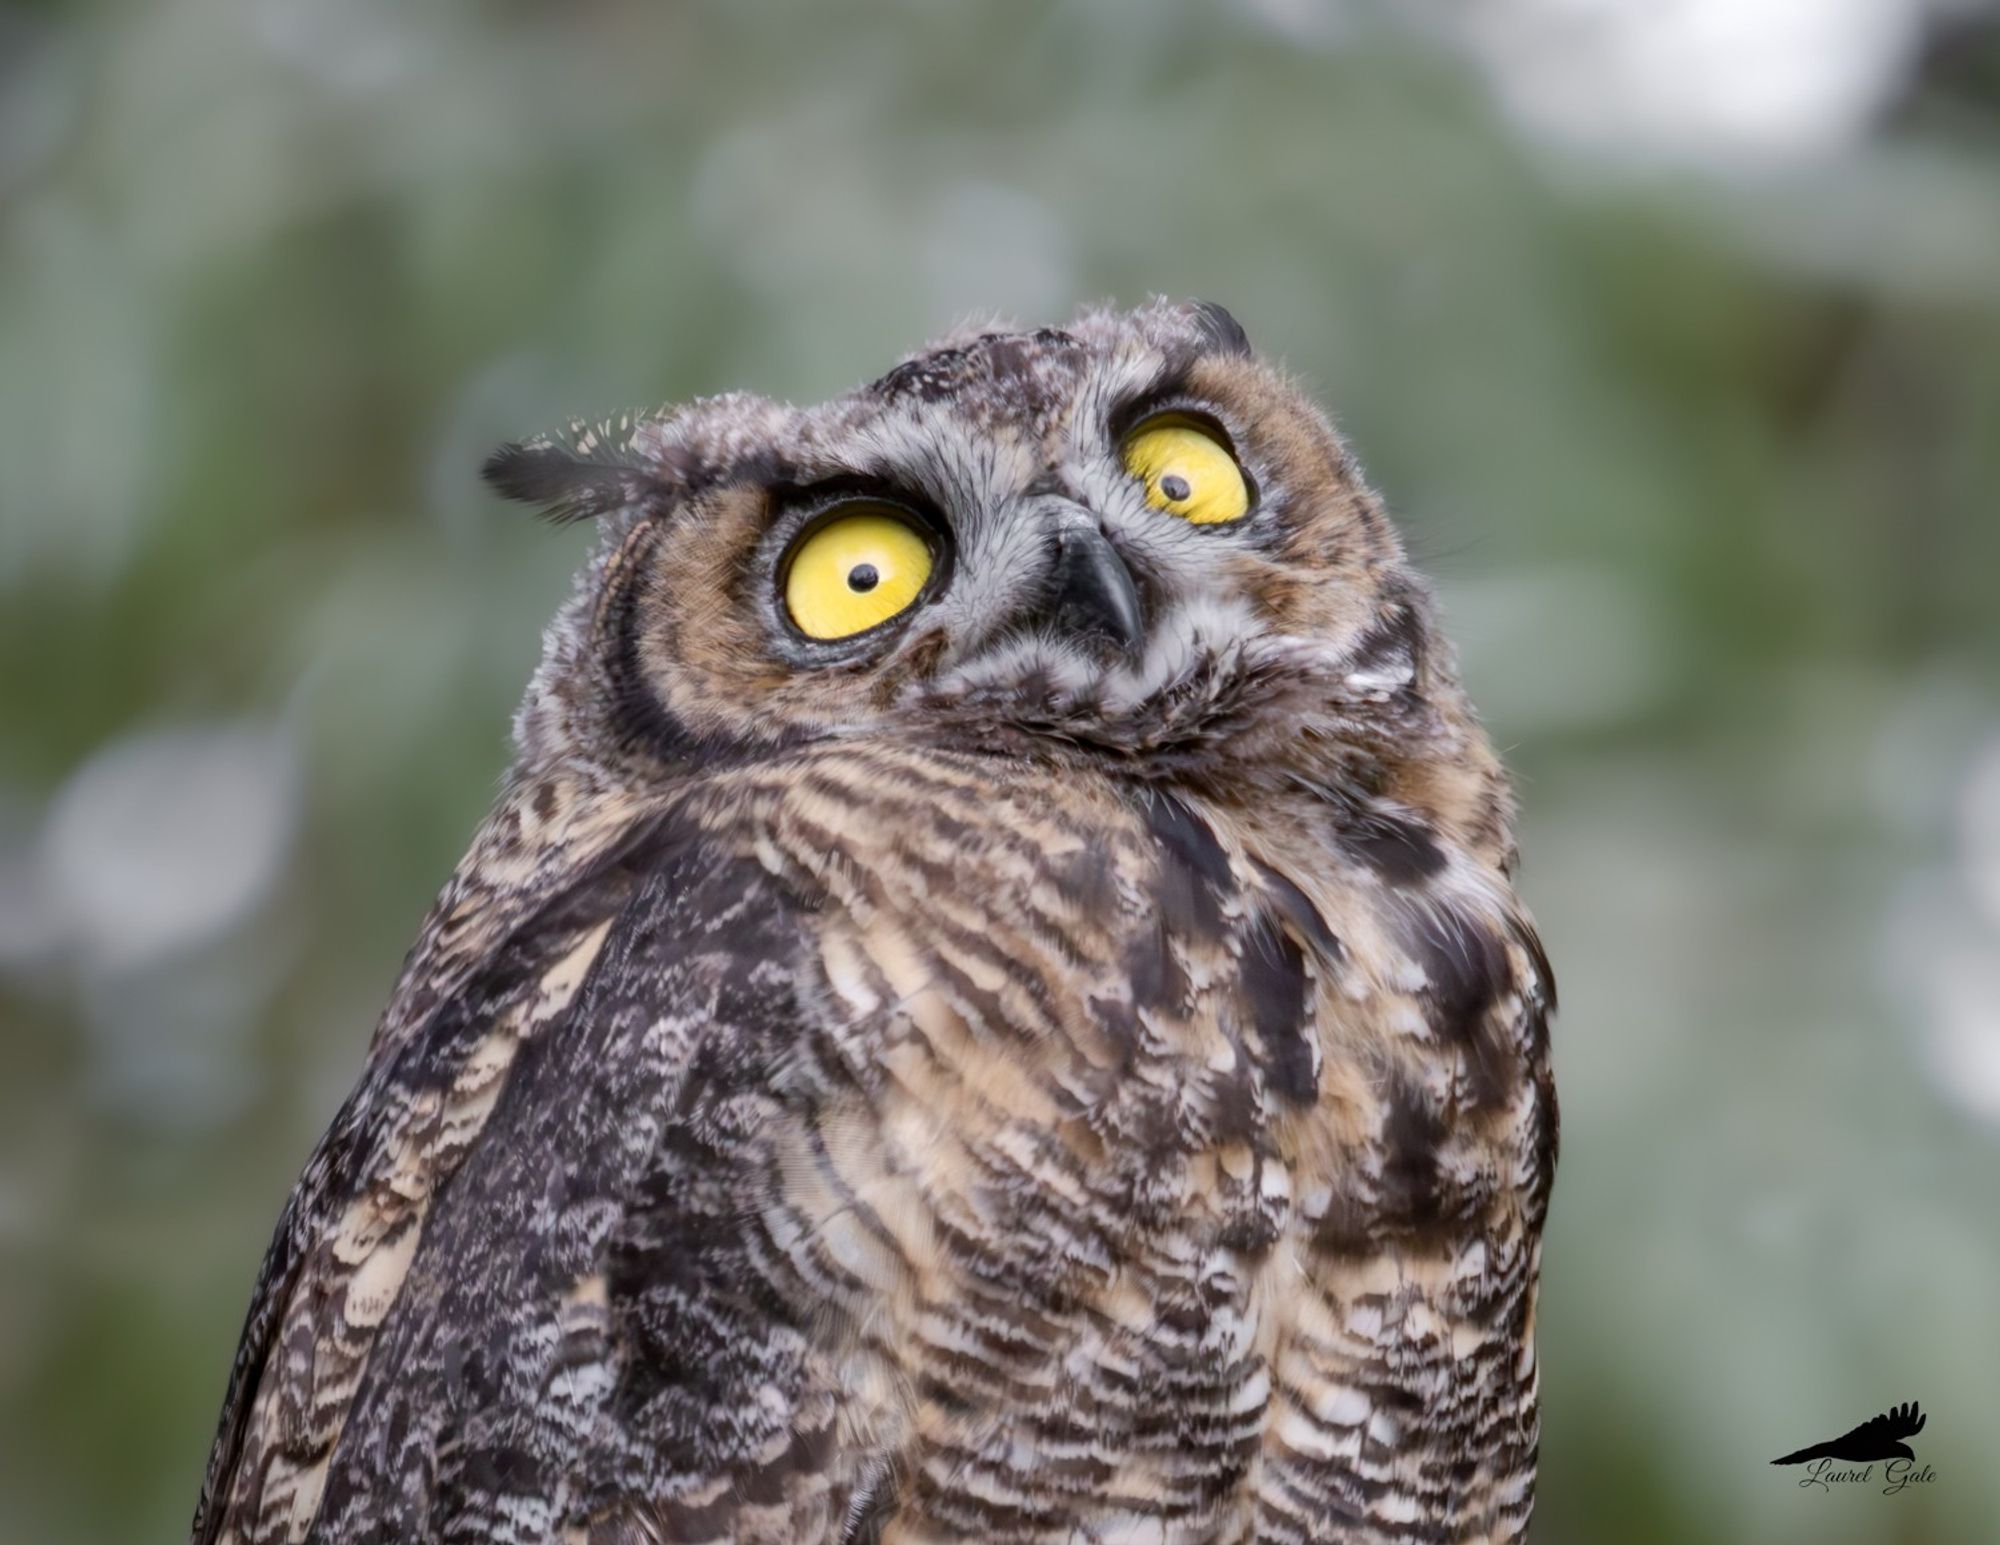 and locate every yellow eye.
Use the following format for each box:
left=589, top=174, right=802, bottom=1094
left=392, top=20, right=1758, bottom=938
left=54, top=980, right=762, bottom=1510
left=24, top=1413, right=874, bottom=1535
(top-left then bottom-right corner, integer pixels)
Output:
left=783, top=507, right=935, bottom=641
left=1120, top=415, right=1251, bottom=525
